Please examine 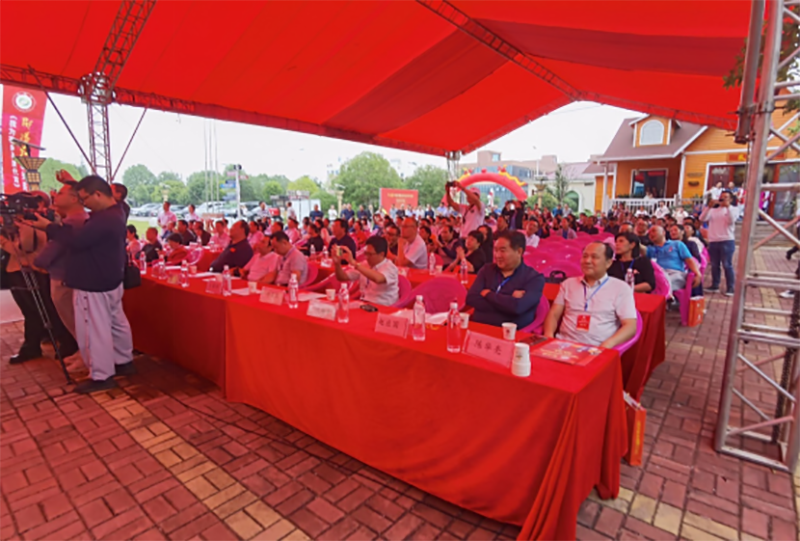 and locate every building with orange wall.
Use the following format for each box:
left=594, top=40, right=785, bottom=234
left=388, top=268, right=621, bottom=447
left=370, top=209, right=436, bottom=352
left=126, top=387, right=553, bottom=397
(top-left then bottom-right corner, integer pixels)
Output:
left=588, top=110, right=800, bottom=219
